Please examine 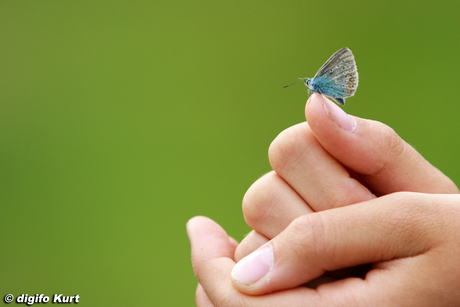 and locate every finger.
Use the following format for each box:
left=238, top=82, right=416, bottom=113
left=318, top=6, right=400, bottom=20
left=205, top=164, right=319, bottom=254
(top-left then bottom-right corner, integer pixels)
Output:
left=187, top=216, right=324, bottom=306
left=187, top=216, right=237, bottom=305
left=196, top=284, right=214, bottom=307
left=231, top=192, right=456, bottom=295
left=268, top=121, right=375, bottom=211
left=234, top=230, right=368, bottom=282
left=242, top=171, right=312, bottom=238
left=234, top=233, right=357, bottom=292
left=305, top=94, right=459, bottom=195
